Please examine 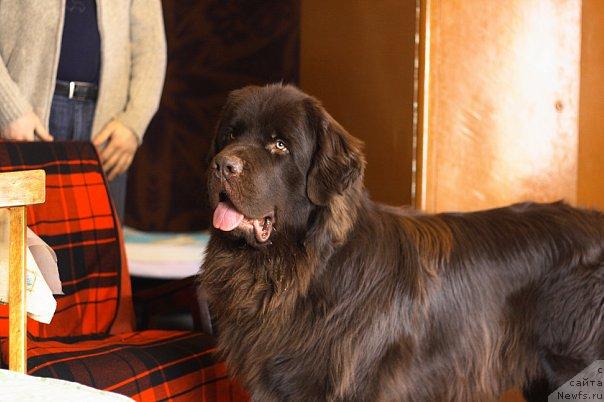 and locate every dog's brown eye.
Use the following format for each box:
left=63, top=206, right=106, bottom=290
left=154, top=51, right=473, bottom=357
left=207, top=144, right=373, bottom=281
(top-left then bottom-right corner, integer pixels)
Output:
left=228, top=131, right=235, bottom=141
left=275, top=139, right=287, bottom=151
